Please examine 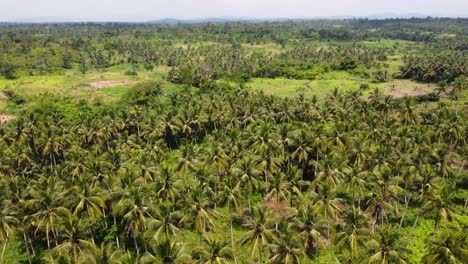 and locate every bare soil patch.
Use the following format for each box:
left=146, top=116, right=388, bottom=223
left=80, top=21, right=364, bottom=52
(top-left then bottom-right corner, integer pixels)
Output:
left=89, top=80, right=137, bottom=89
left=0, top=92, right=7, bottom=100
left=452, top=160, right=468, bottom=171
left=261, top=196, right=291, bottom=217
left=0, top=115, right=15, bottom=124
left=383, top=80, right=439, bottom=98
